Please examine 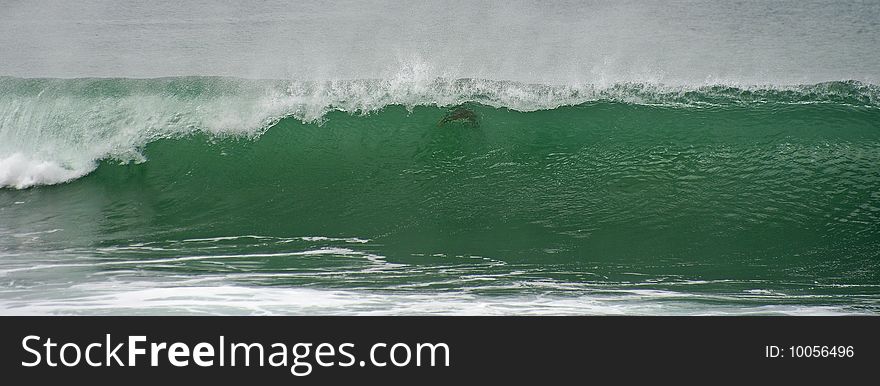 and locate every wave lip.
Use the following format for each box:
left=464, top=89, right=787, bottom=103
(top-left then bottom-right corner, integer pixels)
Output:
left=0, top=153, right=92, bottom=189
